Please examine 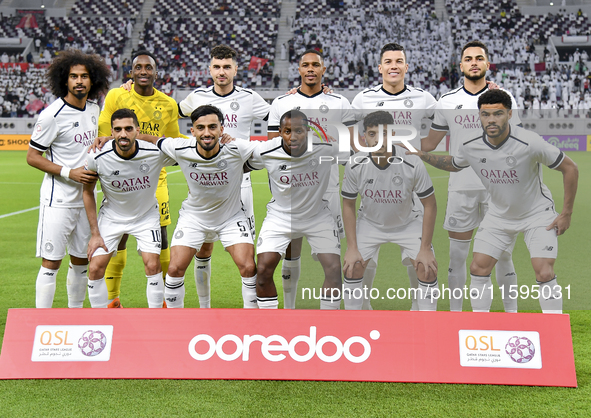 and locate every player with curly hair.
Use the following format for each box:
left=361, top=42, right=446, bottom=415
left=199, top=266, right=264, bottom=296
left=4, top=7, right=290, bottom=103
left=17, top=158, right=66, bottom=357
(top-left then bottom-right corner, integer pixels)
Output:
left=26, top=49, right=111, bottom=308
